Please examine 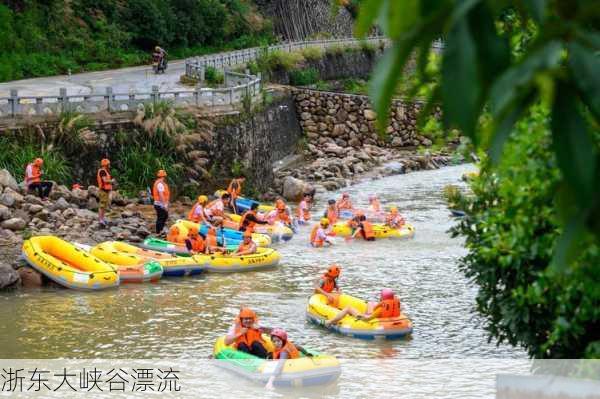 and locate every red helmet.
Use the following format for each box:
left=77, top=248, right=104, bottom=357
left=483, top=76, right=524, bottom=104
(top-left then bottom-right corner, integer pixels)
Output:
left=381, top=288, right=394, bottom=300
left=238, top=307, right=256, bottom=321
left=326, top=264, right=341, bottom=278
left=101, top=158, right=110, bottom=167
left=270, top=328, right=288, bottom=343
